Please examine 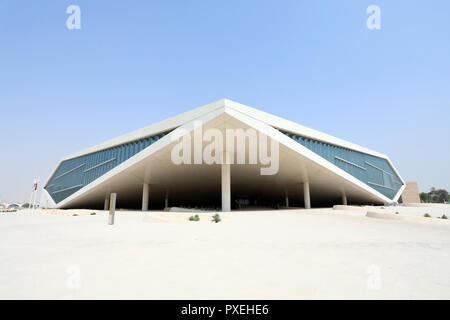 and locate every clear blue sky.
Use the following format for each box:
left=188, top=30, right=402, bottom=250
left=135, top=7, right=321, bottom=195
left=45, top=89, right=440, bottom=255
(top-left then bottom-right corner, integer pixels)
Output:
left=1, top=1, right=449, bottom=202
